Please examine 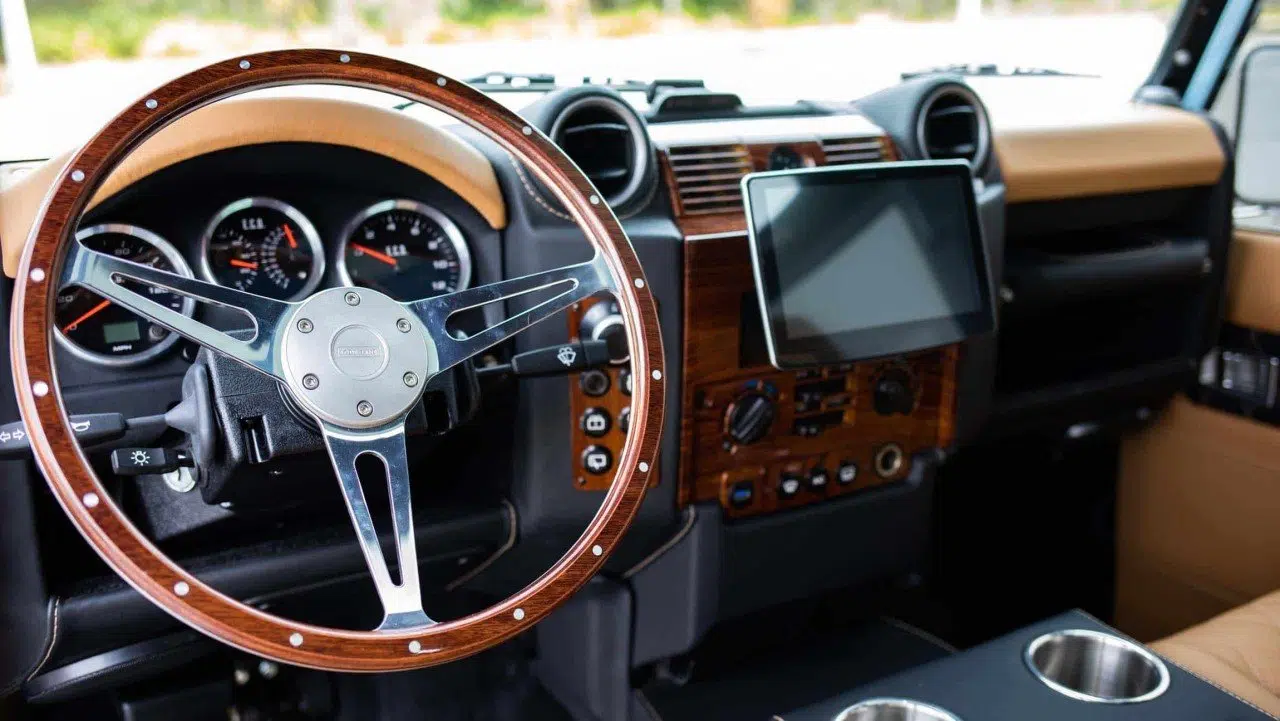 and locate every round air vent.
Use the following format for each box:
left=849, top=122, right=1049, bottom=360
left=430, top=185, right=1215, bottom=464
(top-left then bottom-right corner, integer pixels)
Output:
left=550, top=95, right=650, bottom=209
left=916, top=84, right=990, bottom=170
